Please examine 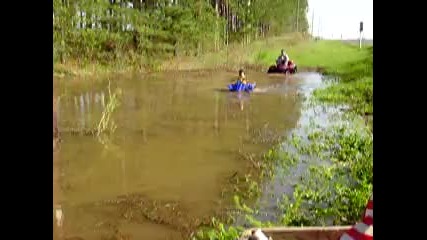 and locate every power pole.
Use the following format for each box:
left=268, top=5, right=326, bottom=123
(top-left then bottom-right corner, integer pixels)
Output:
left=359, top=21, right=364, bottom=49
left=311, top=10, right=314, bottom=37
